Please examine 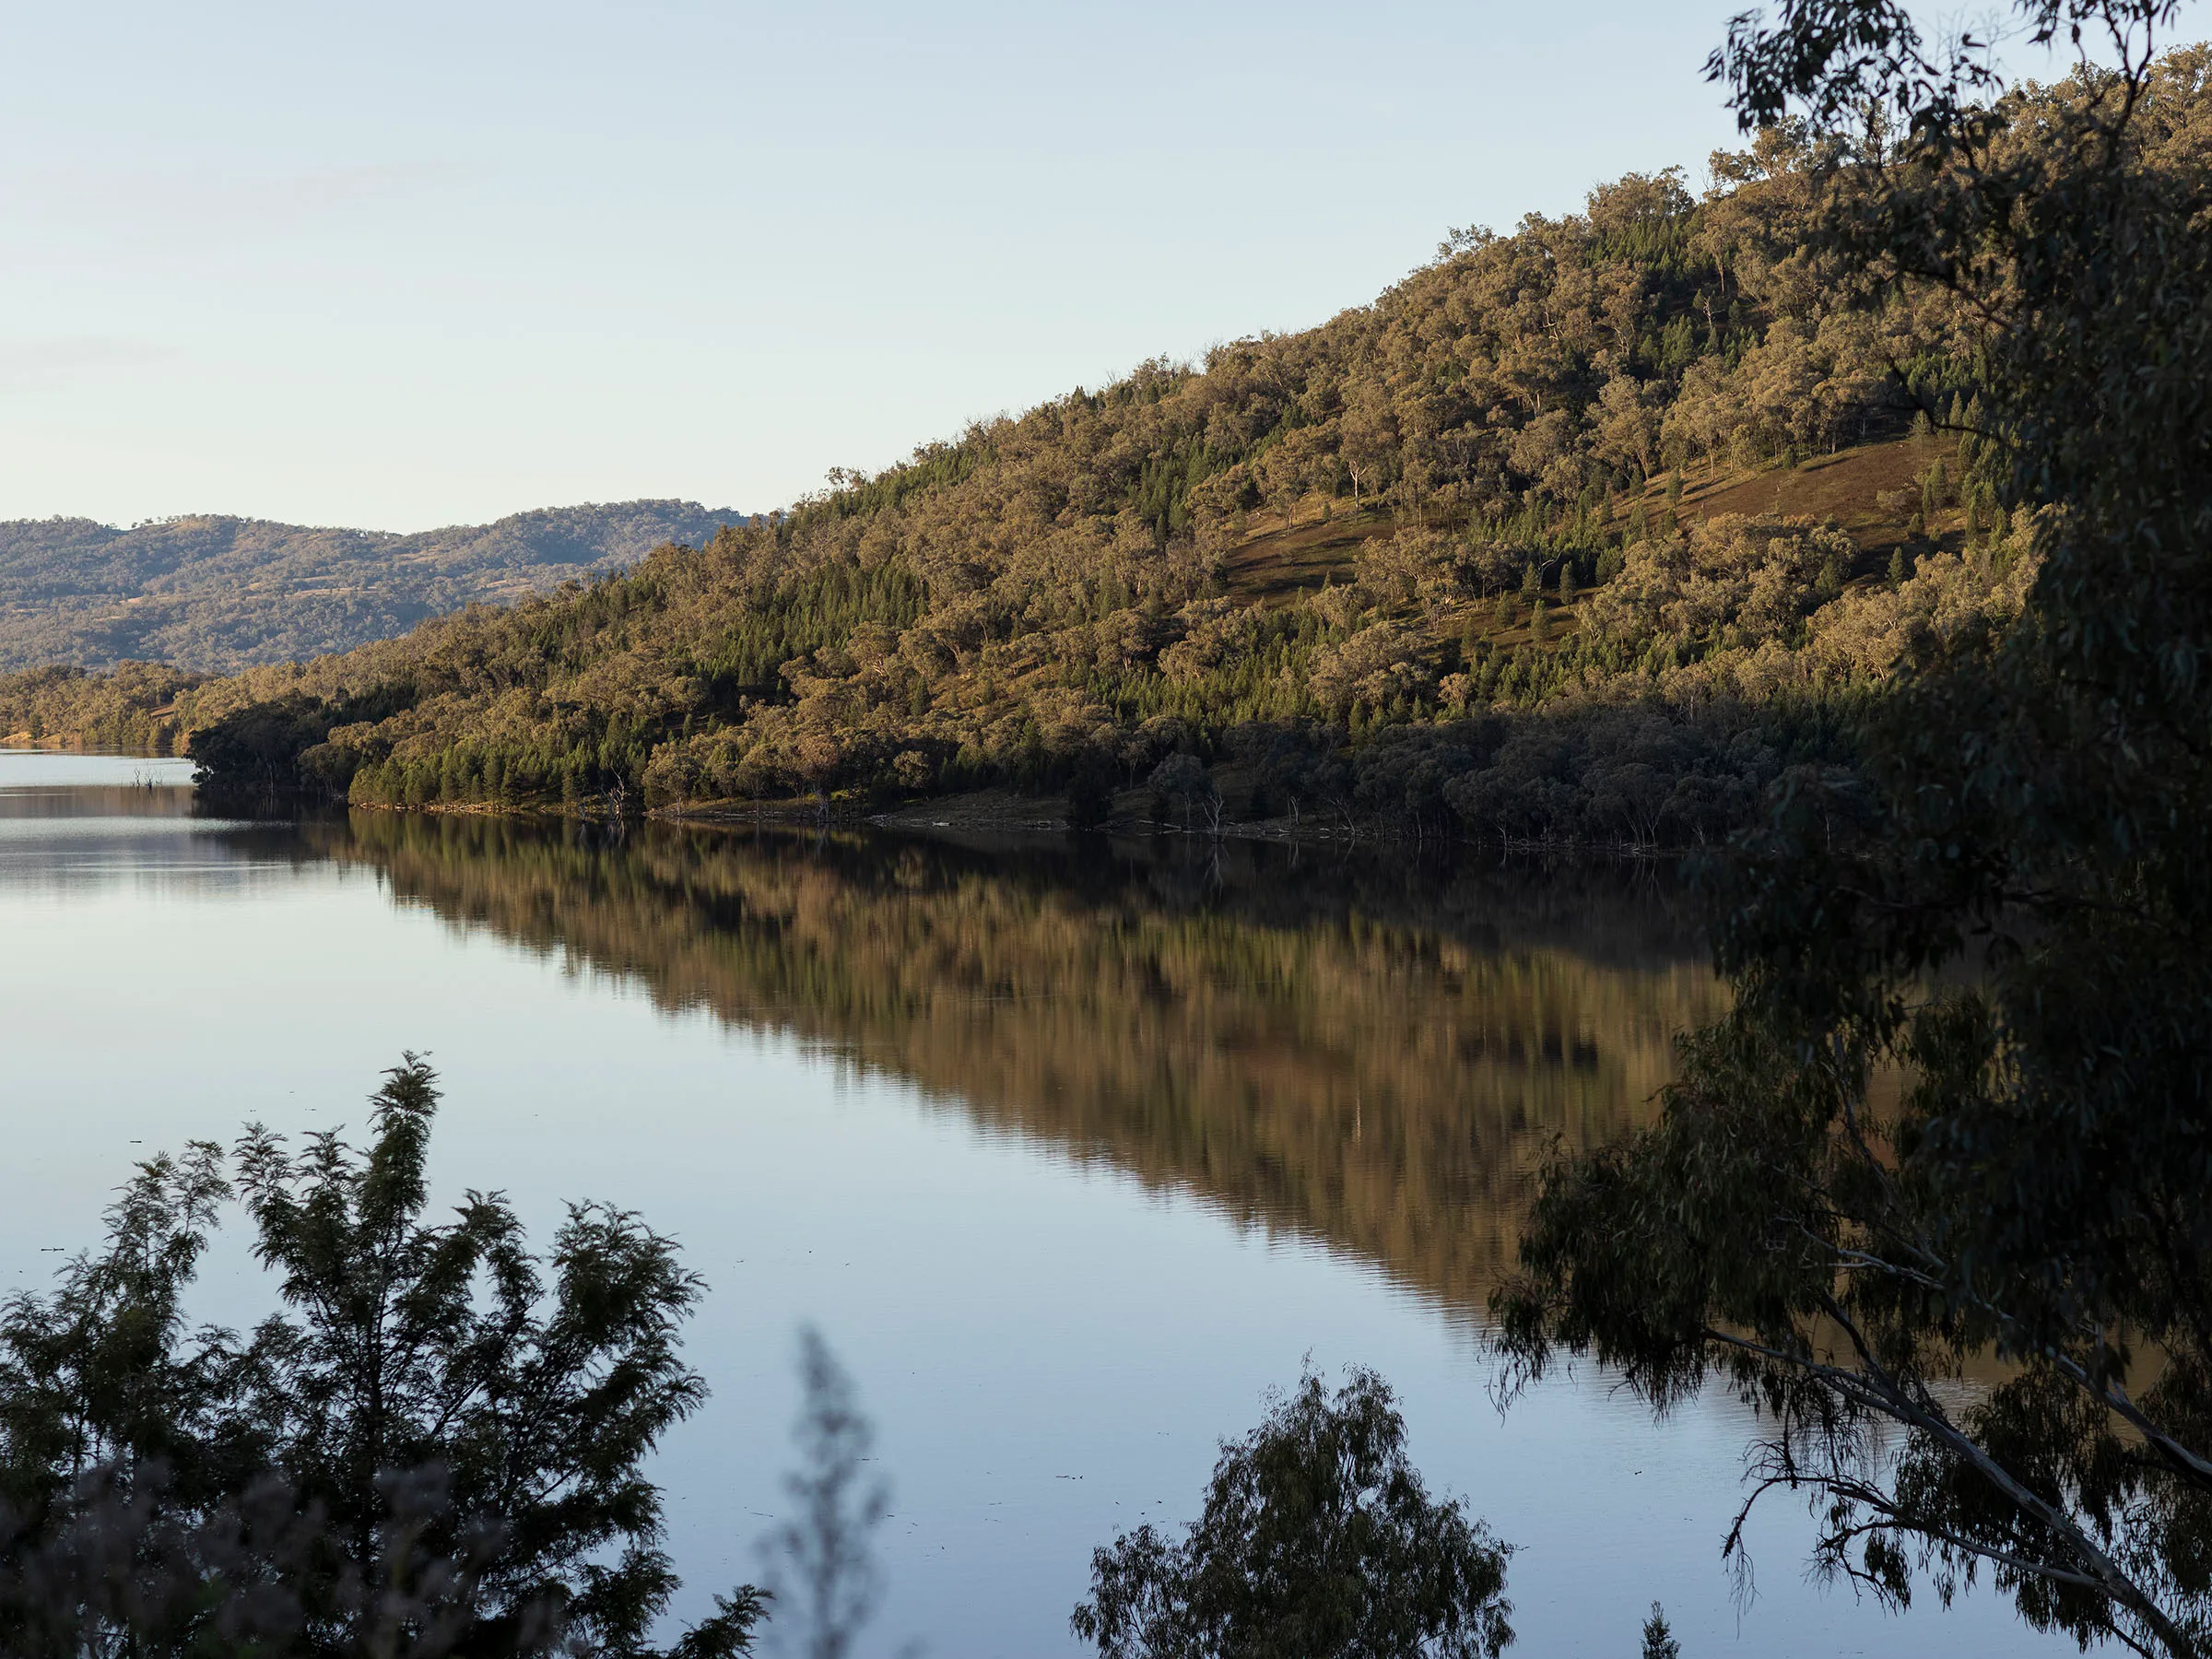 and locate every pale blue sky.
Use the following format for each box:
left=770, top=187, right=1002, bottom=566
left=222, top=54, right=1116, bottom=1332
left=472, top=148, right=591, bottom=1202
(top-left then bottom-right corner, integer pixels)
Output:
left=0, top=1, right=2056, bottom=531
